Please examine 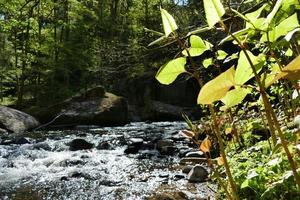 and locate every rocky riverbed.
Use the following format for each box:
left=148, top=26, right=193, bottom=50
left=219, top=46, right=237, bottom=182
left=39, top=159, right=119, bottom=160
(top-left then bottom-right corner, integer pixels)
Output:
left=0, top=122, right=216, bottom=200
